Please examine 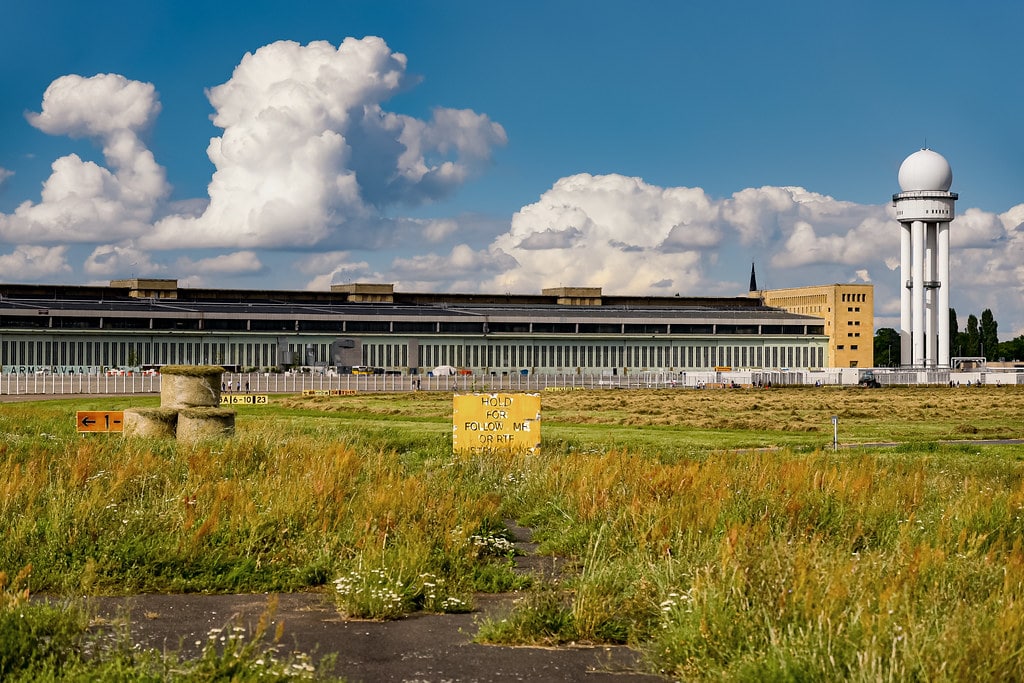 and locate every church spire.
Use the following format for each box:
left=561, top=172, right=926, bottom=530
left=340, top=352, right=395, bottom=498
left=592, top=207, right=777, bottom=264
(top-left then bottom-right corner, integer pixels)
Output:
left=748, top=262, right=758, bottom=293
